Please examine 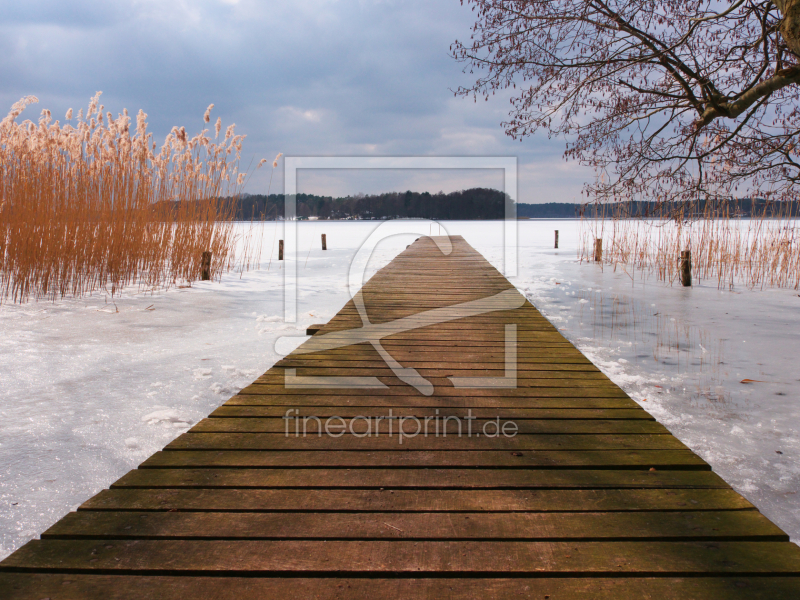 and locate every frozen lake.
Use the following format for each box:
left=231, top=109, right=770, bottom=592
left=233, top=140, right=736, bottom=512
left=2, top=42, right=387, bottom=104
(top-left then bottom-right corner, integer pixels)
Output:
left=1, top=219, right=799, bottom=558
